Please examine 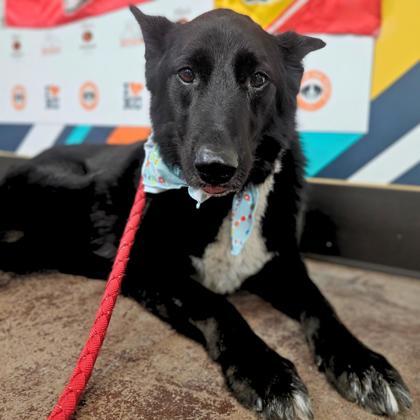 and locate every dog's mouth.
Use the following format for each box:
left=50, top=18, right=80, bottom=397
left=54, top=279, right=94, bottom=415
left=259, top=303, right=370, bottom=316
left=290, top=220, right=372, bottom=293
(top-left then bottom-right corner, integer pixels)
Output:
left=202, top=185, right=231, bottom=196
